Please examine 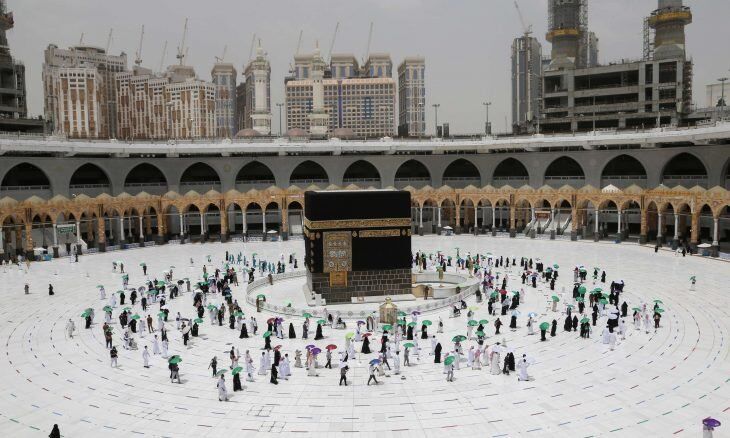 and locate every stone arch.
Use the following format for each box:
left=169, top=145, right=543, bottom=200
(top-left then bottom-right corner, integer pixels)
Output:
left=289, top=160, right=329, bottom=185
left=601, top=155, right=648, bottom=188
left=544, top=157, right=585, bottom=187
left=180, top=163, right=222, bottom=191
left=343, top=160, right=382, bottom=188
left=124, top=163, right=169, bottom=194
left=69, top=163, right=111, bottom=196
left=236, top=161, right=276, bottom=189
left=492, top=158, right=529, bottom=186
left=661, top=152, right=708, bottom=187
left=442, top=158, right=481, bottom=188
left=394, top=159, right=431, bottom=189
left=1, top=163, right=52, bottom=196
